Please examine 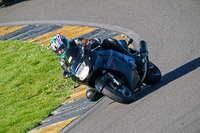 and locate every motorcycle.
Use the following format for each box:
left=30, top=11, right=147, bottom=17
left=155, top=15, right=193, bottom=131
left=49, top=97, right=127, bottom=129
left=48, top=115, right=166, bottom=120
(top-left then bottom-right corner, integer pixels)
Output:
left=64, top=38, right=161, bottom=104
